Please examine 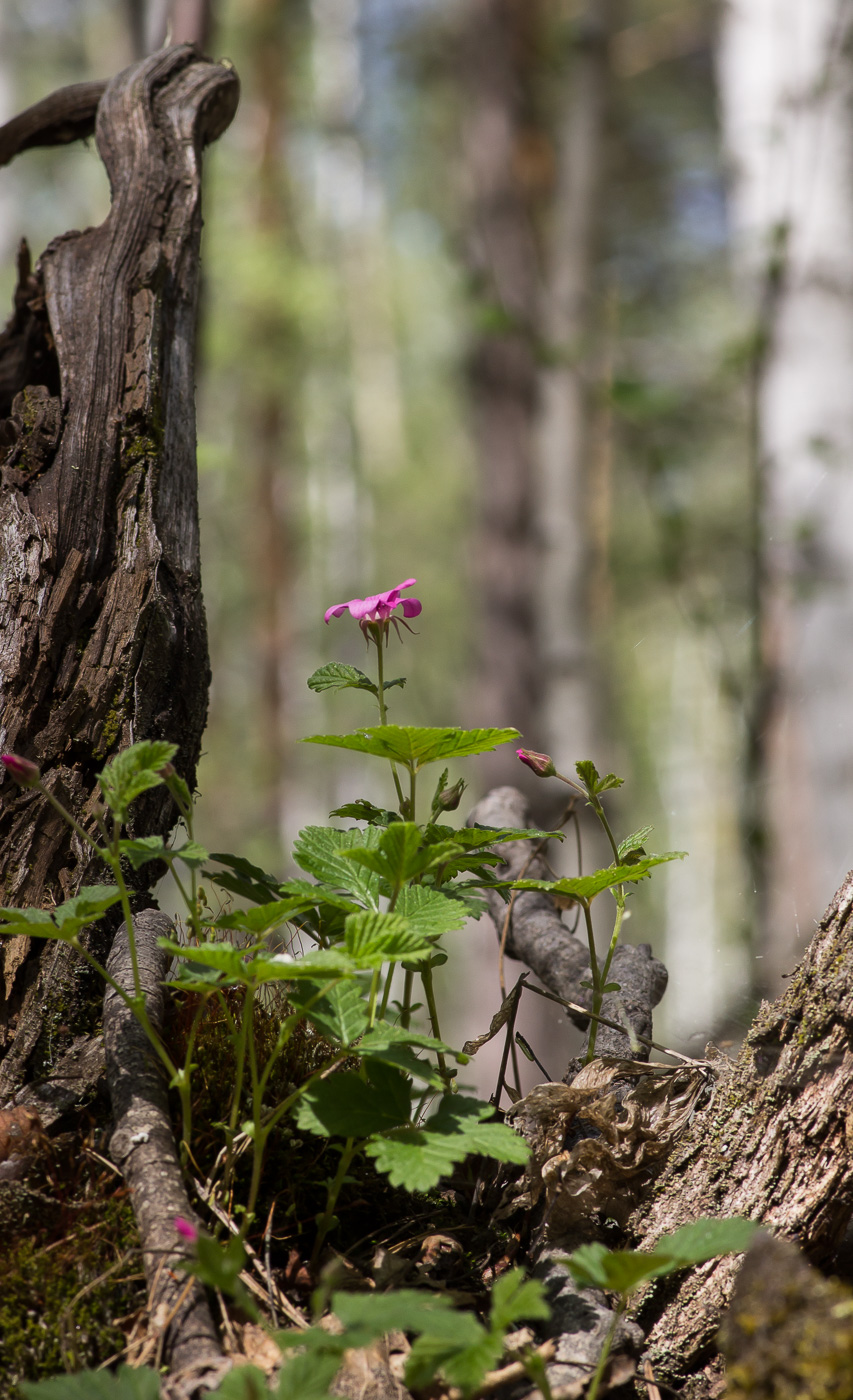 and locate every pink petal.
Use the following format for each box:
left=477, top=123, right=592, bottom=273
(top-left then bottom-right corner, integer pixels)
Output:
left=399, top=598, right=422, bottom=618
